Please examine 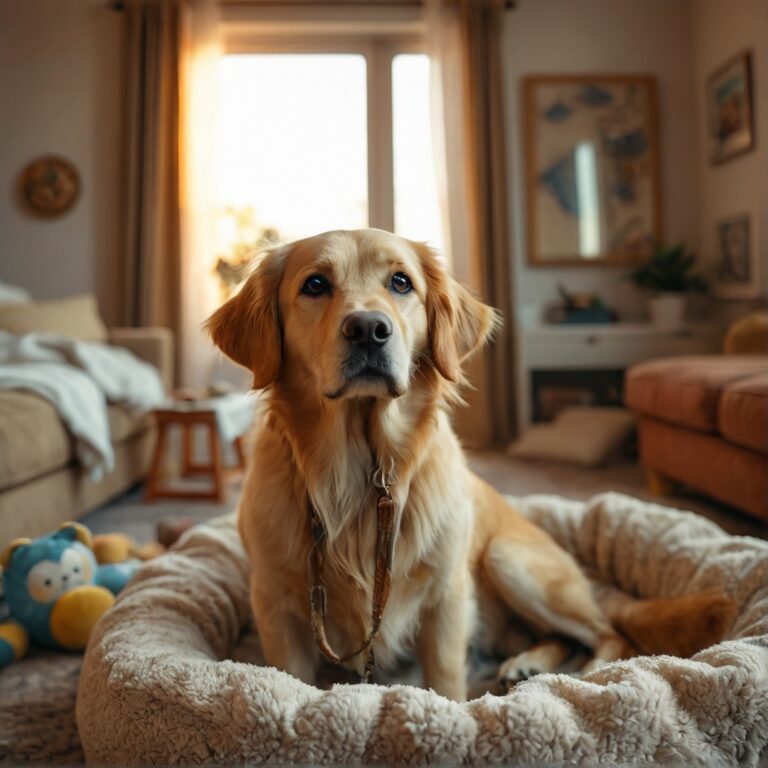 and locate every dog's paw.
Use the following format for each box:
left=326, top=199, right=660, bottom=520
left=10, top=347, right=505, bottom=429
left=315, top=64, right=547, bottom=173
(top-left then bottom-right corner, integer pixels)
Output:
left=497, top=652, right=545, bottom=691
